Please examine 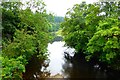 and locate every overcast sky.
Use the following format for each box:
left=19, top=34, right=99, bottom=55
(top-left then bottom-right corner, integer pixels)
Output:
left=21, top=0, right=98, bottom=16
left=43, top=0, right=98, bottom=17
